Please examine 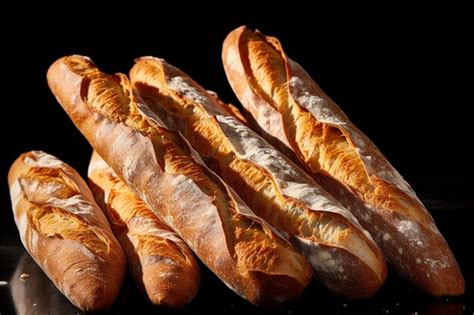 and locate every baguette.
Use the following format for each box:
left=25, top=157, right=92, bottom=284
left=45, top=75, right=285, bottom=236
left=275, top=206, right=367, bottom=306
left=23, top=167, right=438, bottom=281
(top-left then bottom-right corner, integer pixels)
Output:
left=8, top=151, right=126, bottom=311
left=88, top=151, right=200, bottom=308
left=130, top=56, right=386, bottom=298
left=47, top=55, right=312, bottom=306
left=222, top=26, right=464, bottom=296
